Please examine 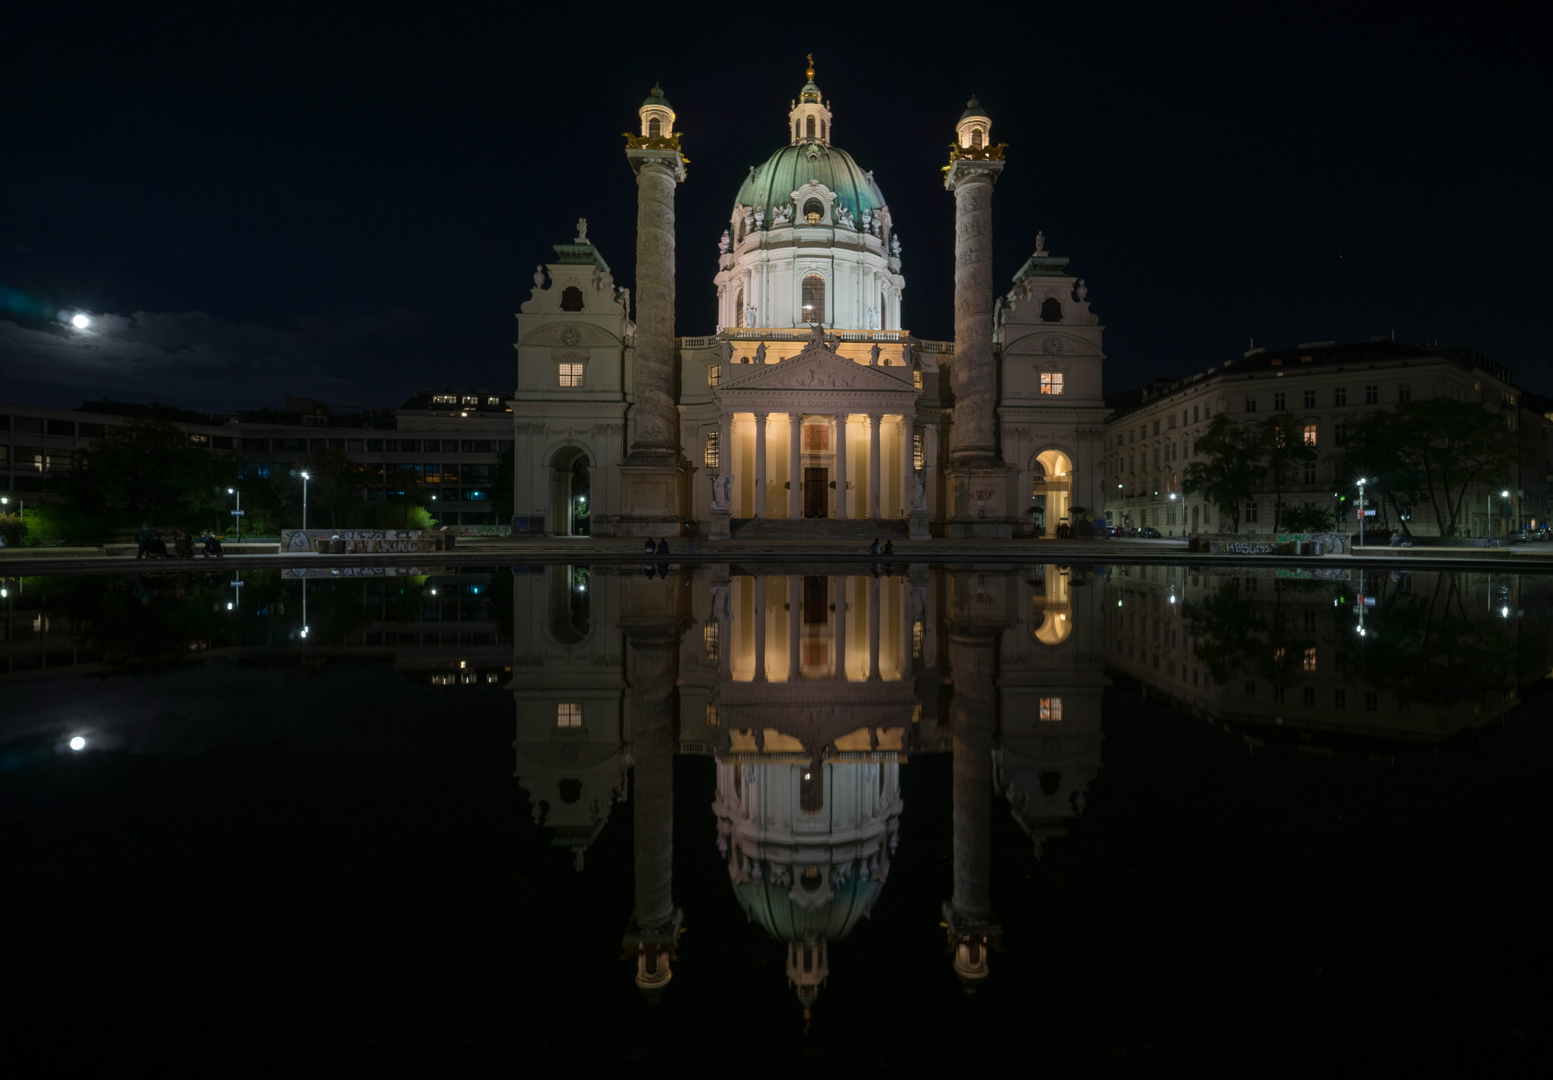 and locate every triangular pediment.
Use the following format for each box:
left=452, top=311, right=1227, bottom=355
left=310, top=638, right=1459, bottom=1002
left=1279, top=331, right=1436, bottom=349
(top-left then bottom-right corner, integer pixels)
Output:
left=718, top=333, right=915, bottom=395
